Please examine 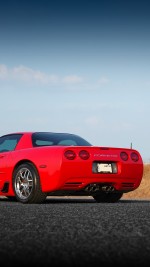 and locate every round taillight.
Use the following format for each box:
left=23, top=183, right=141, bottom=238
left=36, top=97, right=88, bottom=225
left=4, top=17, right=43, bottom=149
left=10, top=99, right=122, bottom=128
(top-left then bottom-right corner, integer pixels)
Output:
left=120, top=151, right=128, bottom=161
left=79, top=150, right=90, bottom=160
left=131, top=152, right=139, bottom=162
left=64, top=150, right=76, bottom=160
